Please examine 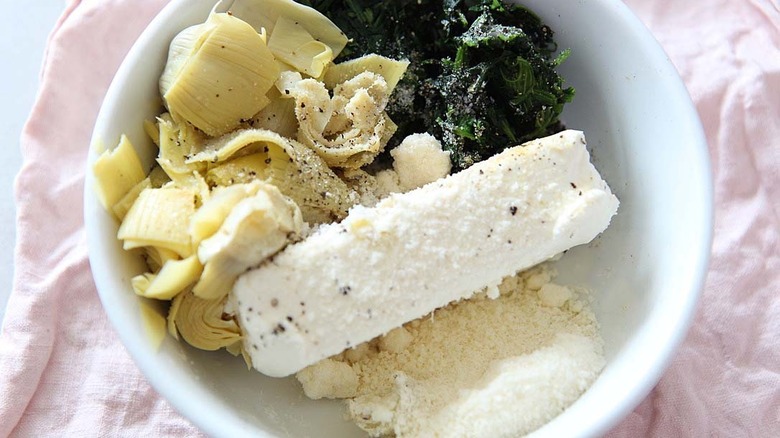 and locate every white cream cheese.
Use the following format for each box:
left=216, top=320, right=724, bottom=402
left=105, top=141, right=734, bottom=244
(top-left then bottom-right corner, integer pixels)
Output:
left=232, top=130, right=618, bottom=377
